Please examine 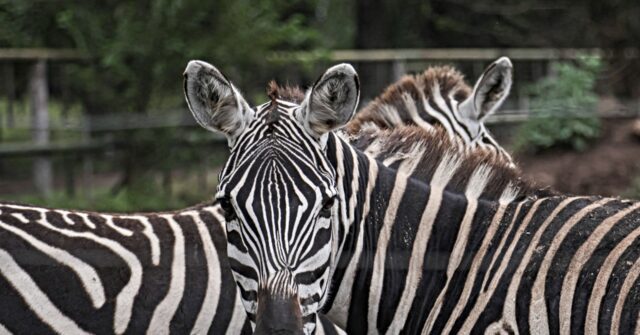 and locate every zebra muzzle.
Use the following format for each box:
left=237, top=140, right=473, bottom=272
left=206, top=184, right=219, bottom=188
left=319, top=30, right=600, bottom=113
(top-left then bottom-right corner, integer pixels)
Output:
left=254, top=287, right=304, bottom=335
